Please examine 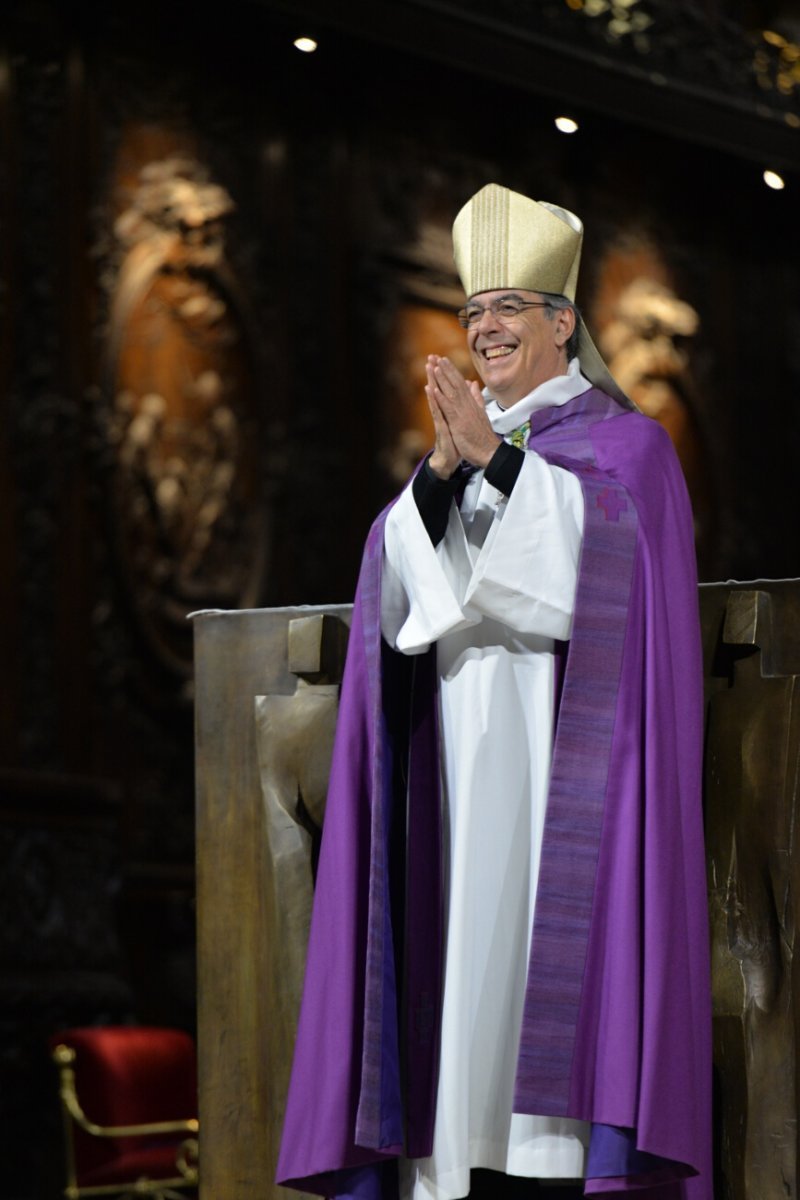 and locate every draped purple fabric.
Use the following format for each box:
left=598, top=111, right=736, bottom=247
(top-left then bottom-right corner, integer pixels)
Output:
left=277, top=390, right=711, bottom=1200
